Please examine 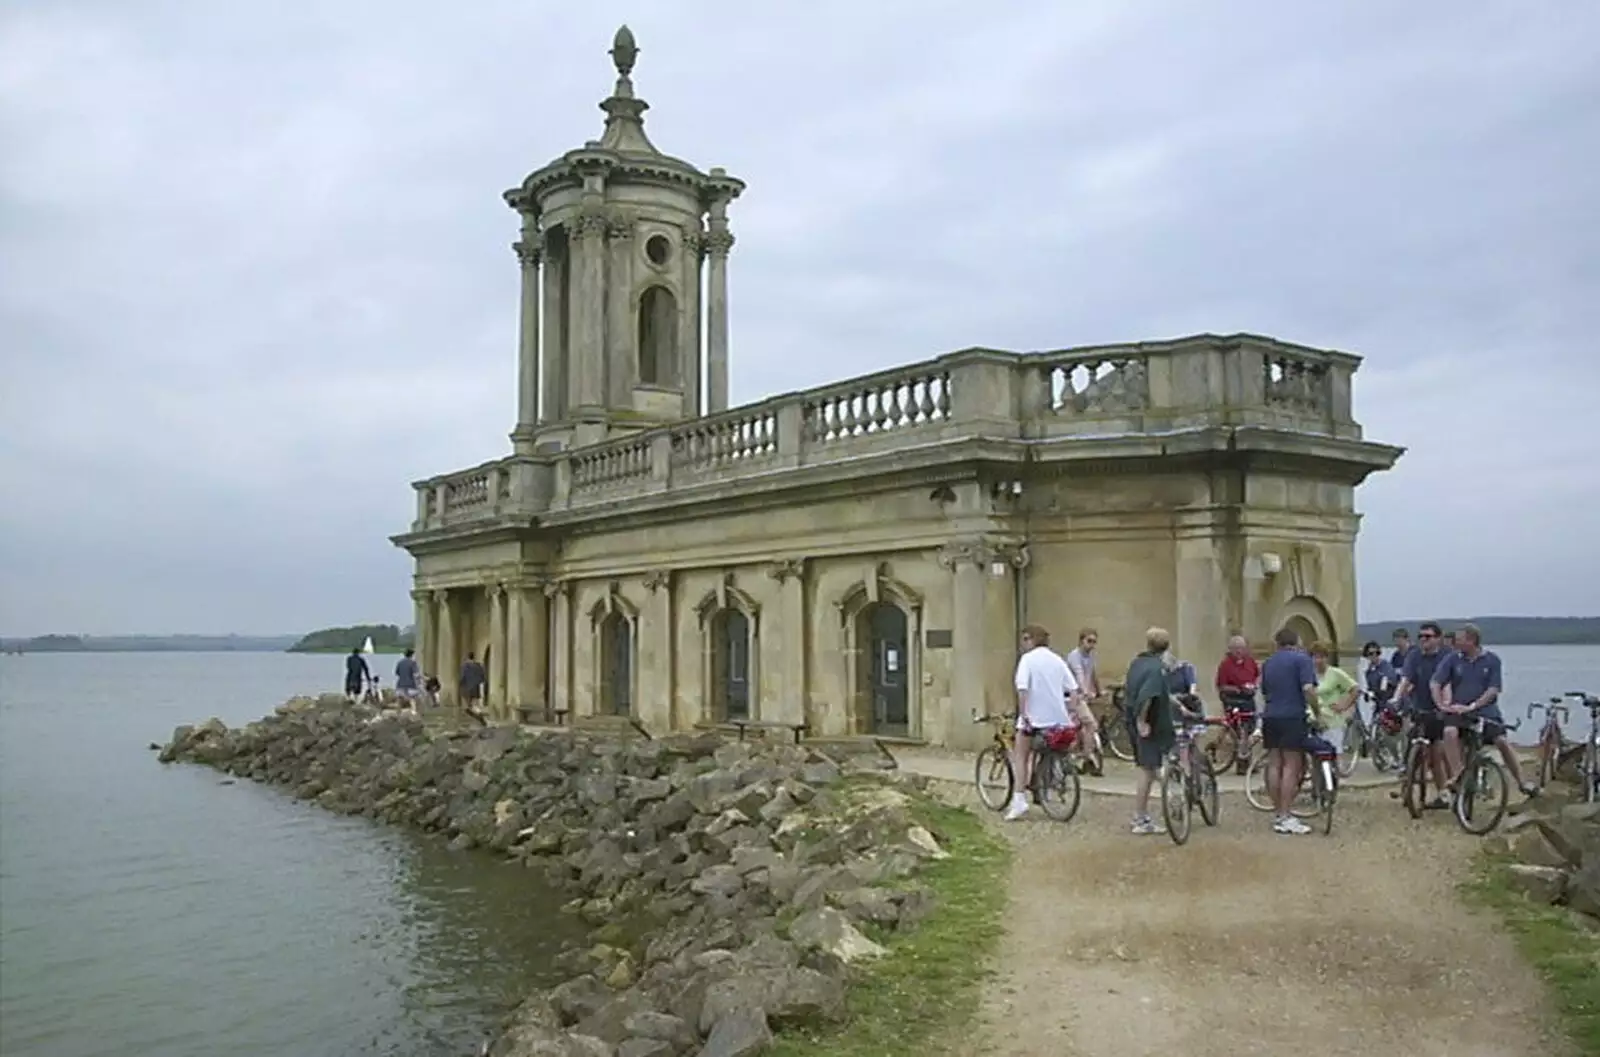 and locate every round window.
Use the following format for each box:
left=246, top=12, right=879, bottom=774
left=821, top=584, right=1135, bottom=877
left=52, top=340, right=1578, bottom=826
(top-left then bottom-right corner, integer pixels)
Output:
left=644, top=234, right=672, bottom=267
